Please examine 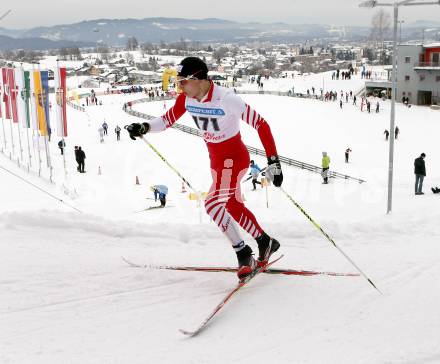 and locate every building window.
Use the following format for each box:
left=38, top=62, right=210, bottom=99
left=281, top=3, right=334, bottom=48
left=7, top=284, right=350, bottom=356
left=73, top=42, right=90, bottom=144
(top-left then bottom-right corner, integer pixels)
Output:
left=436, top=75, right=440, bottom=82
left=405, top=75, right=410, bottom=81
left=419, top=74, right=425, bottom=81
left=405, top=56, right=411, bottom=63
